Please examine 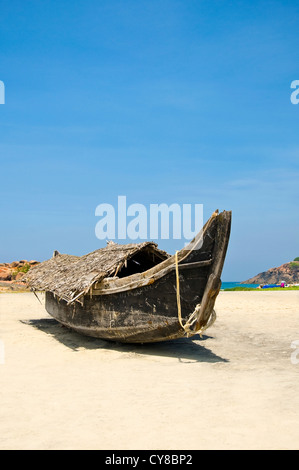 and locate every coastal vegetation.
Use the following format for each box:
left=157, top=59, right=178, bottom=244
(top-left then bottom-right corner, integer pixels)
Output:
left=290, top=258, right=299, bottom=270
left=241, top=259, right=299, bottom=285
left=11, top=263, right=31, bottom=280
